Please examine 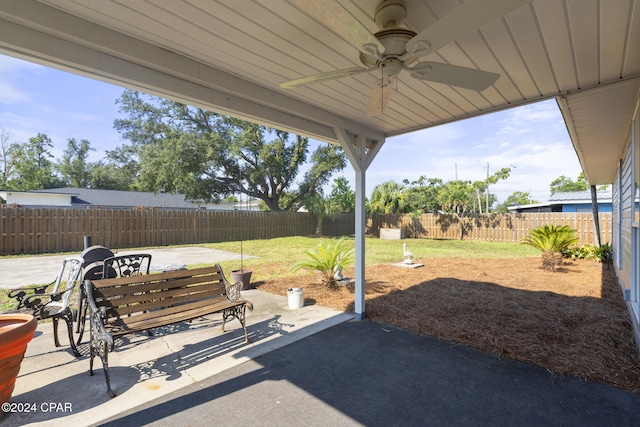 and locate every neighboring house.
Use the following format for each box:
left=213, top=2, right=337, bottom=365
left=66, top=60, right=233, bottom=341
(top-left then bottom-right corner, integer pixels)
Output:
left=0, top=190, right=74, bottom=207
left=509, top=190, right=613, bottom=213
left=1, top=188, right=196, bottom=209
left=194, top=199, right=262, bottom=211
left=0, top=188, right=260, bottom=210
